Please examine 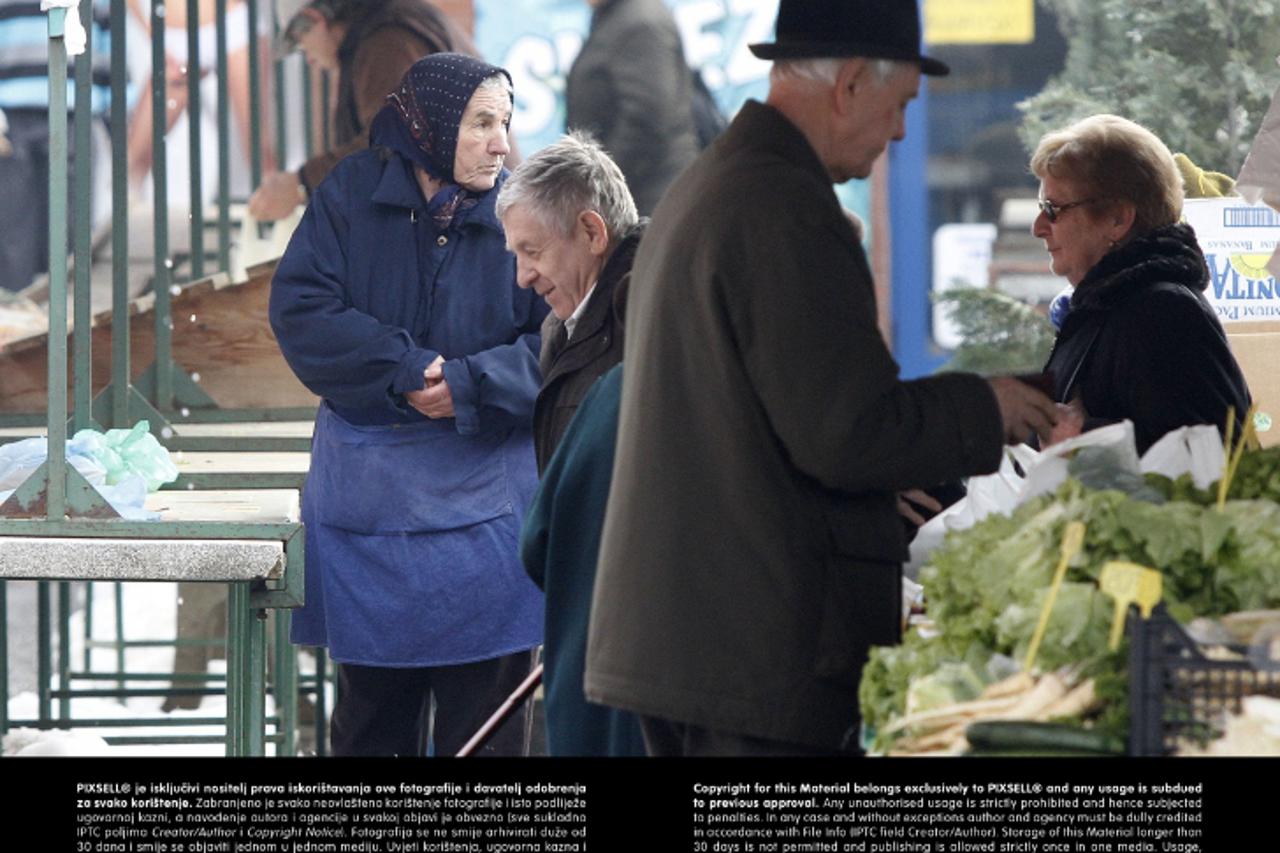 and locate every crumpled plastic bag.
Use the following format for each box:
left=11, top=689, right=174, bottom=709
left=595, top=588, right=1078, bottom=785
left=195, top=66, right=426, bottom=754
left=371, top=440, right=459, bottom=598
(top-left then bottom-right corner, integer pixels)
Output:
left=1018, top=421, right=1140, bottom=503
left=0, top=435, right=105, bottom=492
left=1139, top=424, right=1226, bottom=489
left=0, top=422, right=177, bottom=519
left=904, top=444, right=1038, bottom=578
left=73, top=421, right=179, bottom=492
